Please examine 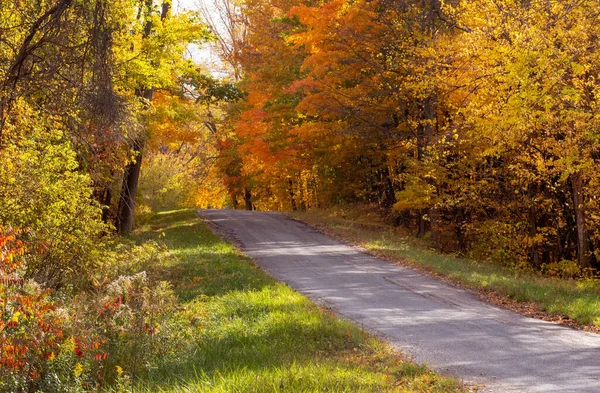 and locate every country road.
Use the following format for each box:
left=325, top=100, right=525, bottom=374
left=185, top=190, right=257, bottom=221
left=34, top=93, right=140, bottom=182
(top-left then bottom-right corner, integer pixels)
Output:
left=199, top=209, right=600, bottom=393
